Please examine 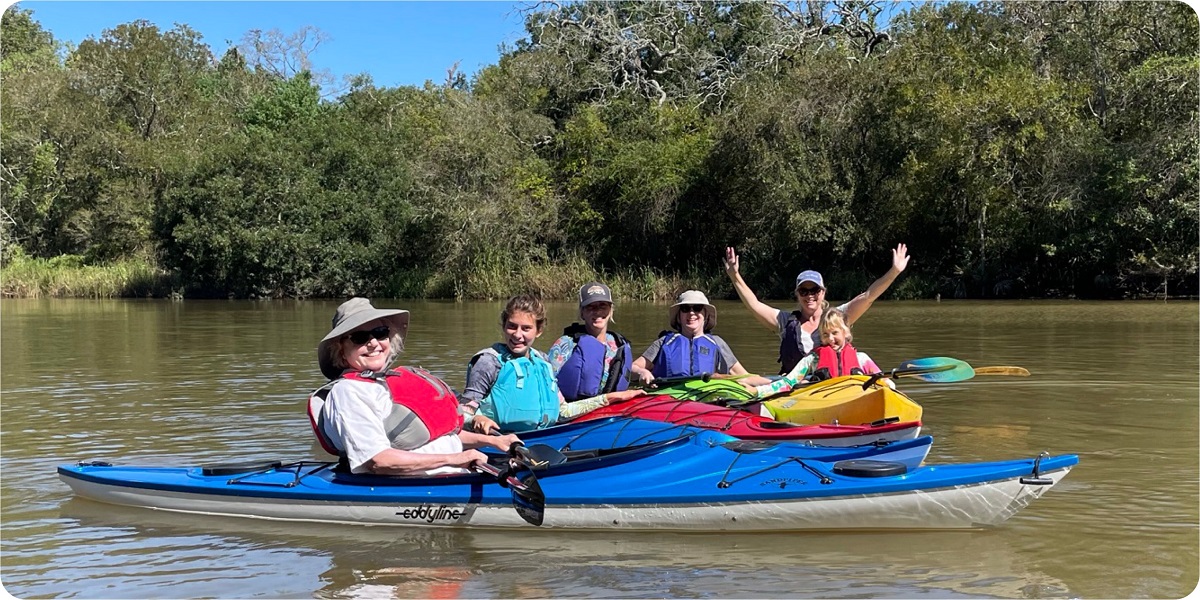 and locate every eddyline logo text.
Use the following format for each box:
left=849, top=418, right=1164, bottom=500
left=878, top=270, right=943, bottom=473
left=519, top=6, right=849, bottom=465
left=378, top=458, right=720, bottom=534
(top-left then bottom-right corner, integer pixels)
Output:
left=396, top=505, right=466, bottom=523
